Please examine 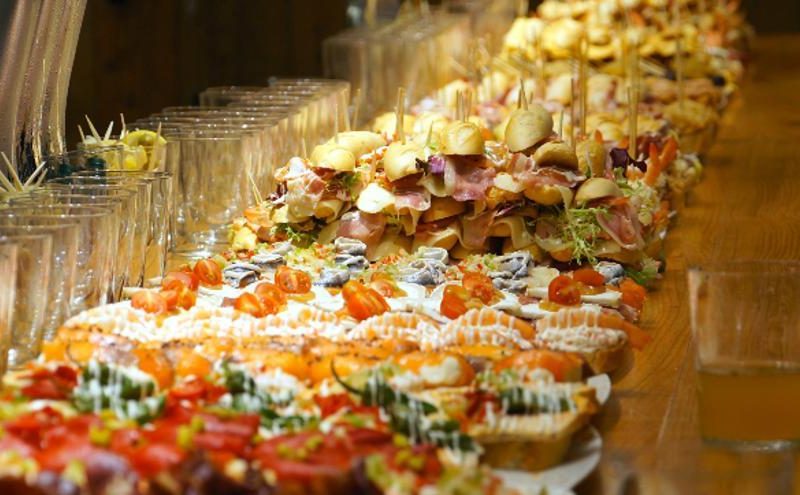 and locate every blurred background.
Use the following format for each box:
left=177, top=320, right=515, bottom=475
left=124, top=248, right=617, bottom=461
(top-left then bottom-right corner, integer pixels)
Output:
left=66, top=0, right=800, bottom=145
